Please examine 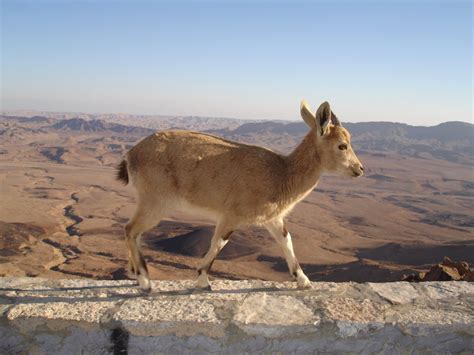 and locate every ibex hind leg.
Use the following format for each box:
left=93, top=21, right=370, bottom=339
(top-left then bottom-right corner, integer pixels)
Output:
left=127, top=250, right=137, bottom=279
left=125, top=204, right=163, bottom=292
left=196, top=222, right=234, bottom=290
